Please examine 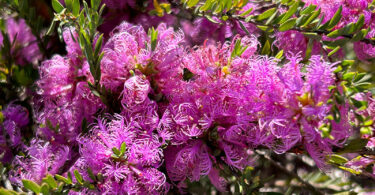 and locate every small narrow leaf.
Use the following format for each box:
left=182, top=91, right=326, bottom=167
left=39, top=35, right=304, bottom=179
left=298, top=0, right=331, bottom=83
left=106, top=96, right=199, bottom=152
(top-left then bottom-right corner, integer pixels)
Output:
left=187, top=0, right=199, bottom=8
left=206, top=15, right=220, bottom=24
left=199, top=0, right=213, bottom=12
left=275, top=50, right=284, bottom=59
left=112, top=147, right=121, bottom=156
left=261, top=39, right=271, bottom=55
left=279, top=0, right=299, bottom=24
left=352, top=28, right=369, bottom=42
left=87, top=168, right=96, bottom=181
left=94, top=34, right=103, bottom=57
left=72, top=0, right=80, bottom=16
left=279, top=18, right=296, bottom=31
left=150, top=28, right=158, bottom=51
left=328, top=154, right=348, bottom=165
left=238, top=21, right=250, bottom=35
left=52, top=0, right=64, bottom=13
left=65, top=0, right=73, bottom=12
left=55, top=174, right=72, bottom=184
left=355, top=14, right=365, bottom=31
left=300, top=4, right=317, bottom=15
left=327, top=6, right=342, bottom=30
left=239, top=7, right=253, bottom=17
left=40, top=183, right=50, bottom=195
left=327, top=46, right=340, bottom=57
left=302, top=8, right=321, bottom=27
left=120, top=142, right=127, bottom=154
left=74, top=170, right=83, bottom=184
left=257, top=8, right=277, bottom=21
left=42, top=174, right=57, bottom=189
left=22, top=180, right=41, bottom=193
